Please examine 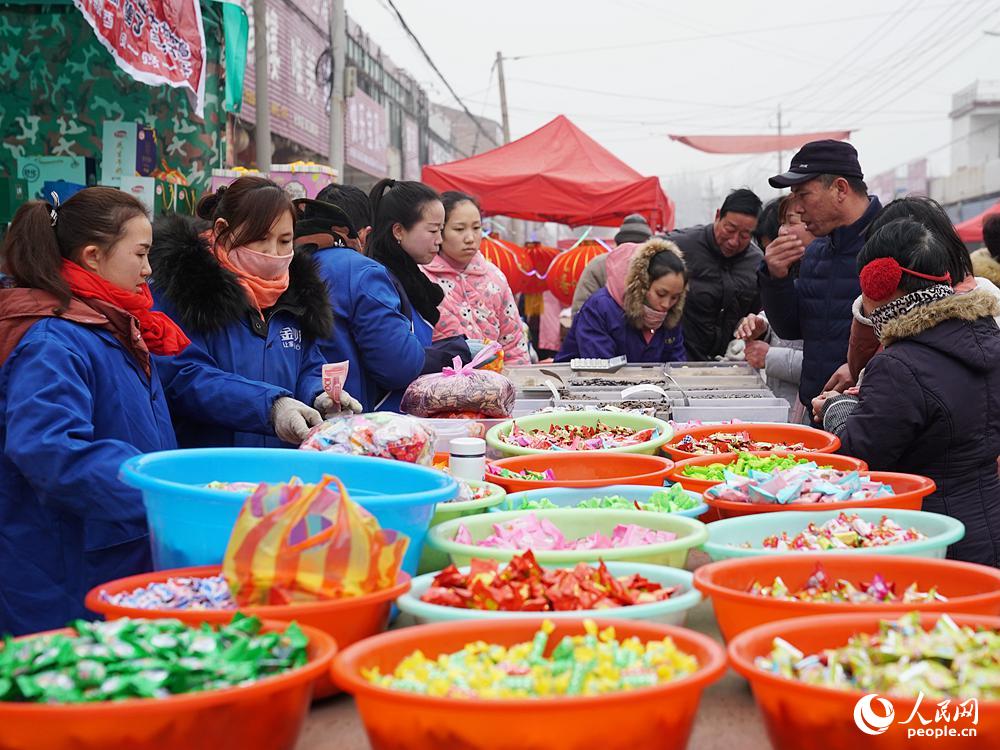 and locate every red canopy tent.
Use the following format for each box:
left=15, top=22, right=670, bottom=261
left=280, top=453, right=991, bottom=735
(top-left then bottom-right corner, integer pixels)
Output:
left=422, top=115, right=674, bottom=230
left=955, top=200, right=1000, bottom=243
